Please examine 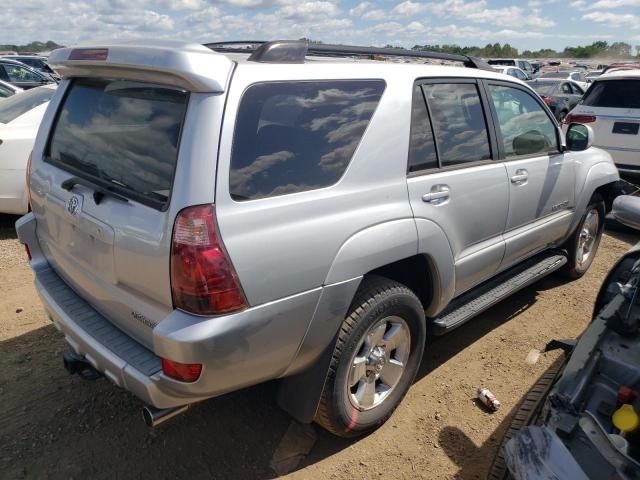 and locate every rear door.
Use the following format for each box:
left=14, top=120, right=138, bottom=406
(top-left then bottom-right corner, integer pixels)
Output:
left=406, top=79, right=509, bottom=297
left=30, top=78, right=196, bottom=347
left=484, top=80, right=575, bottom=269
